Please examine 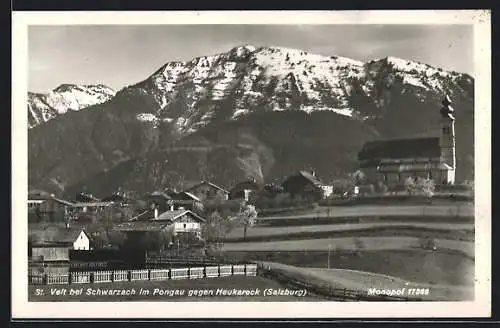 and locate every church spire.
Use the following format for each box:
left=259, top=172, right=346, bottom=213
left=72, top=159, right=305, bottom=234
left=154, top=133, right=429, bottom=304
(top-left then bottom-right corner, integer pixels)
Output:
left=440, top=94, right=455, bottom=120
left=438, top=93, right=456, bottom=184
